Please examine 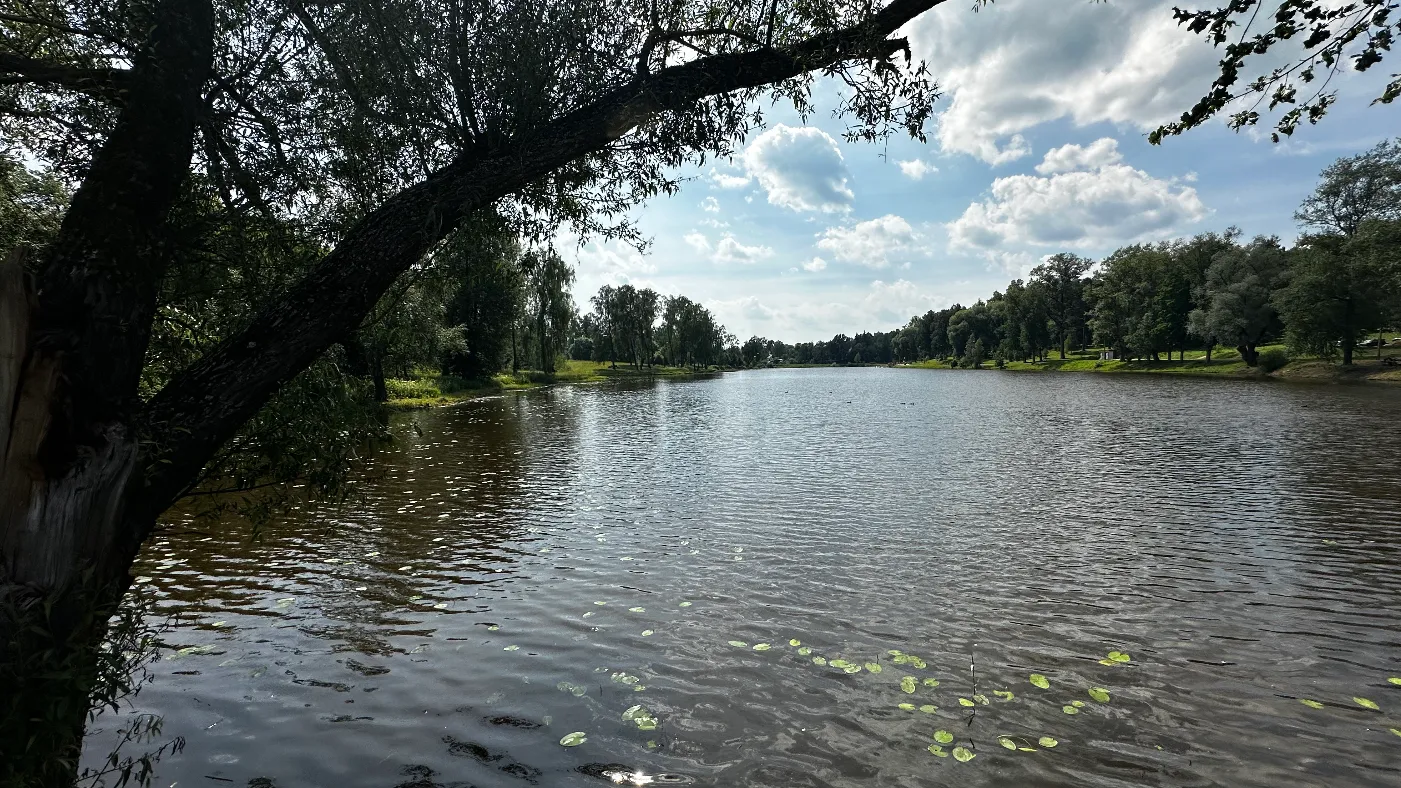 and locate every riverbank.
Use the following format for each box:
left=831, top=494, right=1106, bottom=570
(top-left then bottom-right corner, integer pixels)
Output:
left=383, top=360, right=720, bottom=409
left=904, top=345, right=1401, bottom=383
